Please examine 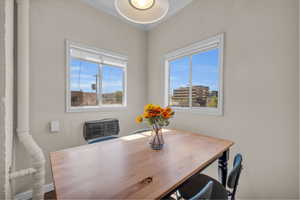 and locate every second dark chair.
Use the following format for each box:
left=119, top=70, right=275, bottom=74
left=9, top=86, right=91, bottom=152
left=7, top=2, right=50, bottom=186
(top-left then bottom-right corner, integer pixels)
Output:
left=165, top=181, right=213, bottom=200
left=190, top=181, right=213, bottom=200
left=178, top=154, right=243, bottom=200
left=130, top=128, right=151, bottom=135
